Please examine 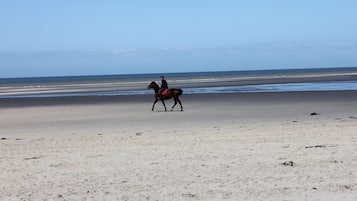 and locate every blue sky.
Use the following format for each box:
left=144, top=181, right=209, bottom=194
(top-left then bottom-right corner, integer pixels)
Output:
left=1, top=1, right=357, bottom=78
